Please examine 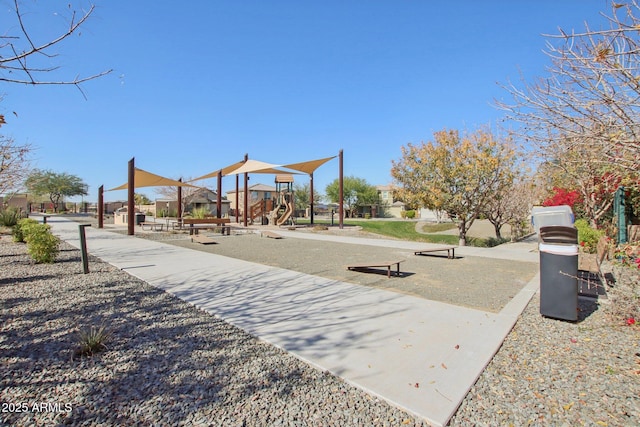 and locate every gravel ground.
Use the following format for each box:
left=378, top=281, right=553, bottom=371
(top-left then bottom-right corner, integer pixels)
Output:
left=143, top=230, right=537, bottom=313
left=451, top=279, right=640, bottom=426
left=2, top=222, right=640, bottom=426
left=1, top=237, right=431, bottom=427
